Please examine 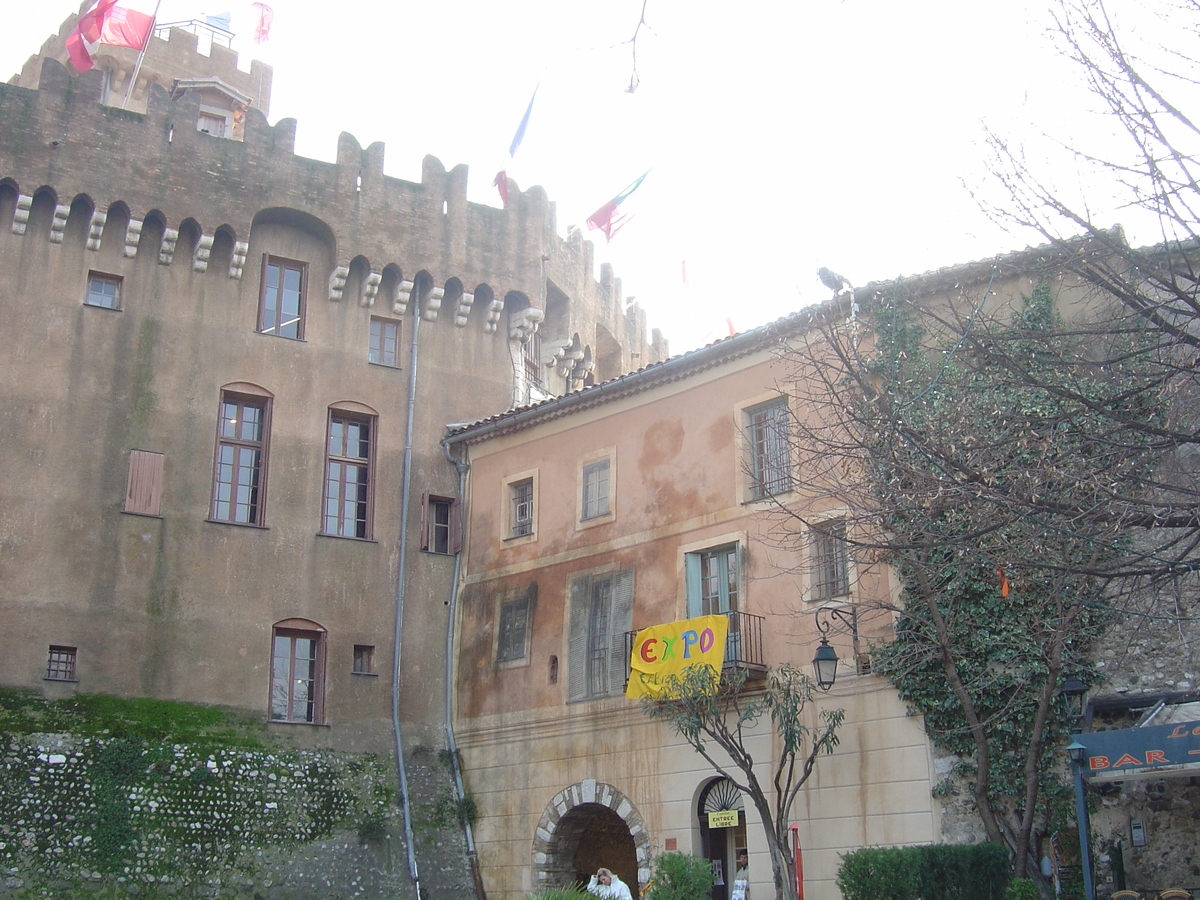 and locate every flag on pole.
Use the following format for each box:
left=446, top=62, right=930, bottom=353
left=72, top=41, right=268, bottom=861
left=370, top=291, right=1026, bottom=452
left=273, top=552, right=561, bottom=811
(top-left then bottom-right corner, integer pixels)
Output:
left=66, top=0, right=158, bottom=72
left=586, top=170, right=650, bottom=242
left=251, top=2, right=273, bottom=43
left=493, top=85, right=538, bottom=207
